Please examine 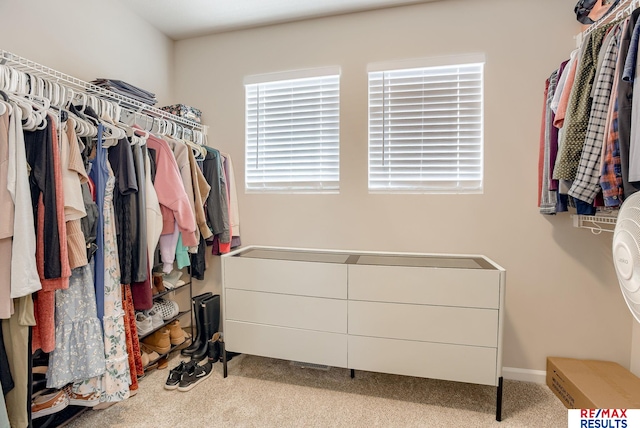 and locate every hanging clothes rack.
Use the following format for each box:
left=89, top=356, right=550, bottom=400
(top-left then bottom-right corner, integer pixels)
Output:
left=0, top=49, right=208, bottom=138
left=569, top=1, right=640, bottom=232
left=577, top=0, right=640, bottom=45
